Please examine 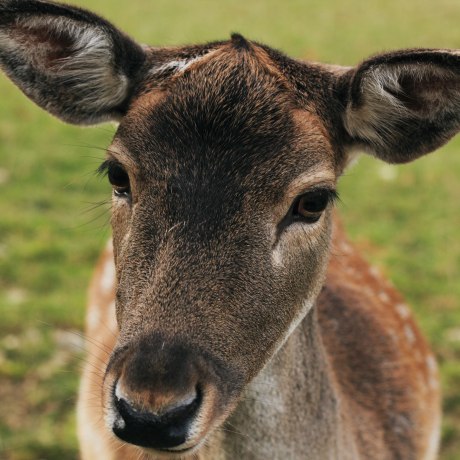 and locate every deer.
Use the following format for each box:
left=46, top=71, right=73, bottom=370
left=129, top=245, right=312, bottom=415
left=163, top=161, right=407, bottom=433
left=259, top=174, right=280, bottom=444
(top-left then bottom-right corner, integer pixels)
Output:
left=1, top=0, right=459, bottom=458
